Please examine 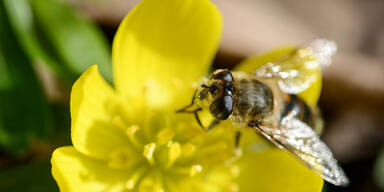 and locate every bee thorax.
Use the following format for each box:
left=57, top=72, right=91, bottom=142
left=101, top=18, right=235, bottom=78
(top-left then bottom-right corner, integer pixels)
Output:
left=231, top=75, right=274, bottom=126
